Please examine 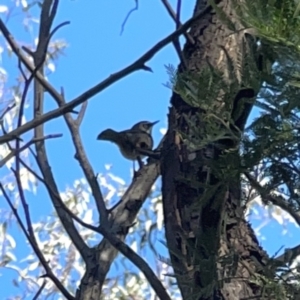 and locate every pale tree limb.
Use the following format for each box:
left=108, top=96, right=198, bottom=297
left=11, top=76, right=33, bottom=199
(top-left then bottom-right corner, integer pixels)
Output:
left=74, top=100, right=87, bottom=127
left=77, top=160, right=161, bottom=298
left=0, top=5, right=211, bottom=145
